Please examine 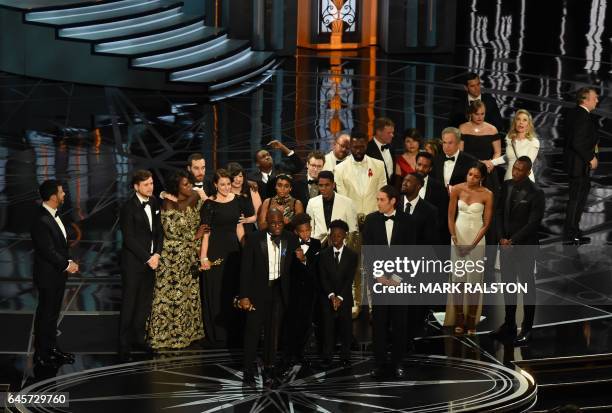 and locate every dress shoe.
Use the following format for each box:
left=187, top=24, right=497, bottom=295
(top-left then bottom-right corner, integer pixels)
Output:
left=514, top=330, right=532, bottom=346
left=243, top=369, right=256, bottom=386
left=490, top=323, right=517, bottom=339
left=394, top=366, right=406, bottom=379
left=51, top=348, right=75, bottom=364
left=369, top=367, right=385, bottom=380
